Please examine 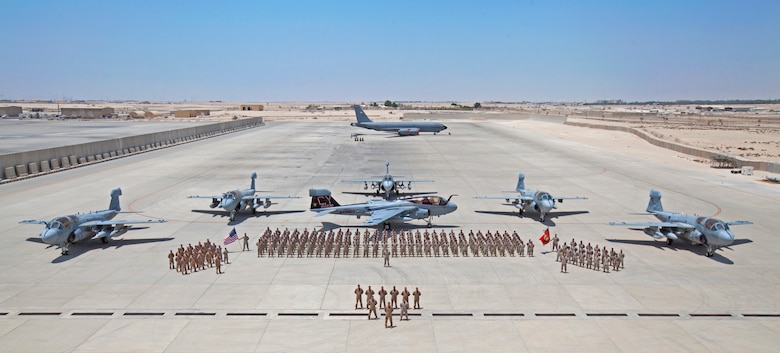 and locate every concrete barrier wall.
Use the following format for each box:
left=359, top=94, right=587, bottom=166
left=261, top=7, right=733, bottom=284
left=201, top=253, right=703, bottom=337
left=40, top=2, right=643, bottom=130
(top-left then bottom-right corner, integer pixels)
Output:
left=566, top=120, right=780, bottom=174
left=1, top=117, right=263, bottom=182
